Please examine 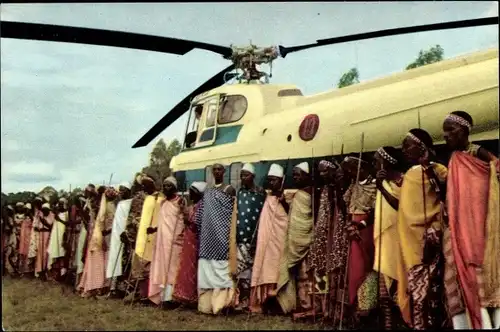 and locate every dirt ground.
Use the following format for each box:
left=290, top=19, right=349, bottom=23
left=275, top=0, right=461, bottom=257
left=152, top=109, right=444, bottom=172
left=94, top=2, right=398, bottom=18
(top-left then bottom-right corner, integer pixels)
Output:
left=2, top=277, right=330, bottom=331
